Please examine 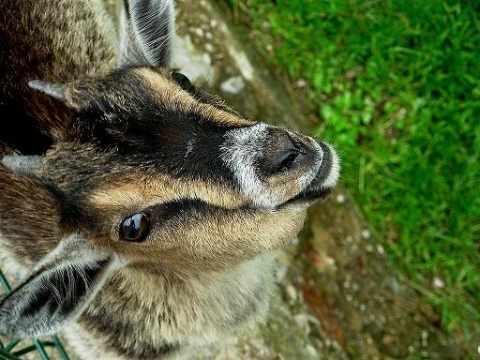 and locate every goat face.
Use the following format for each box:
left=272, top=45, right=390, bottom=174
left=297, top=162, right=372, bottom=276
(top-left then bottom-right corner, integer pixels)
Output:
left=33, top=65, right=339, bottom=268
